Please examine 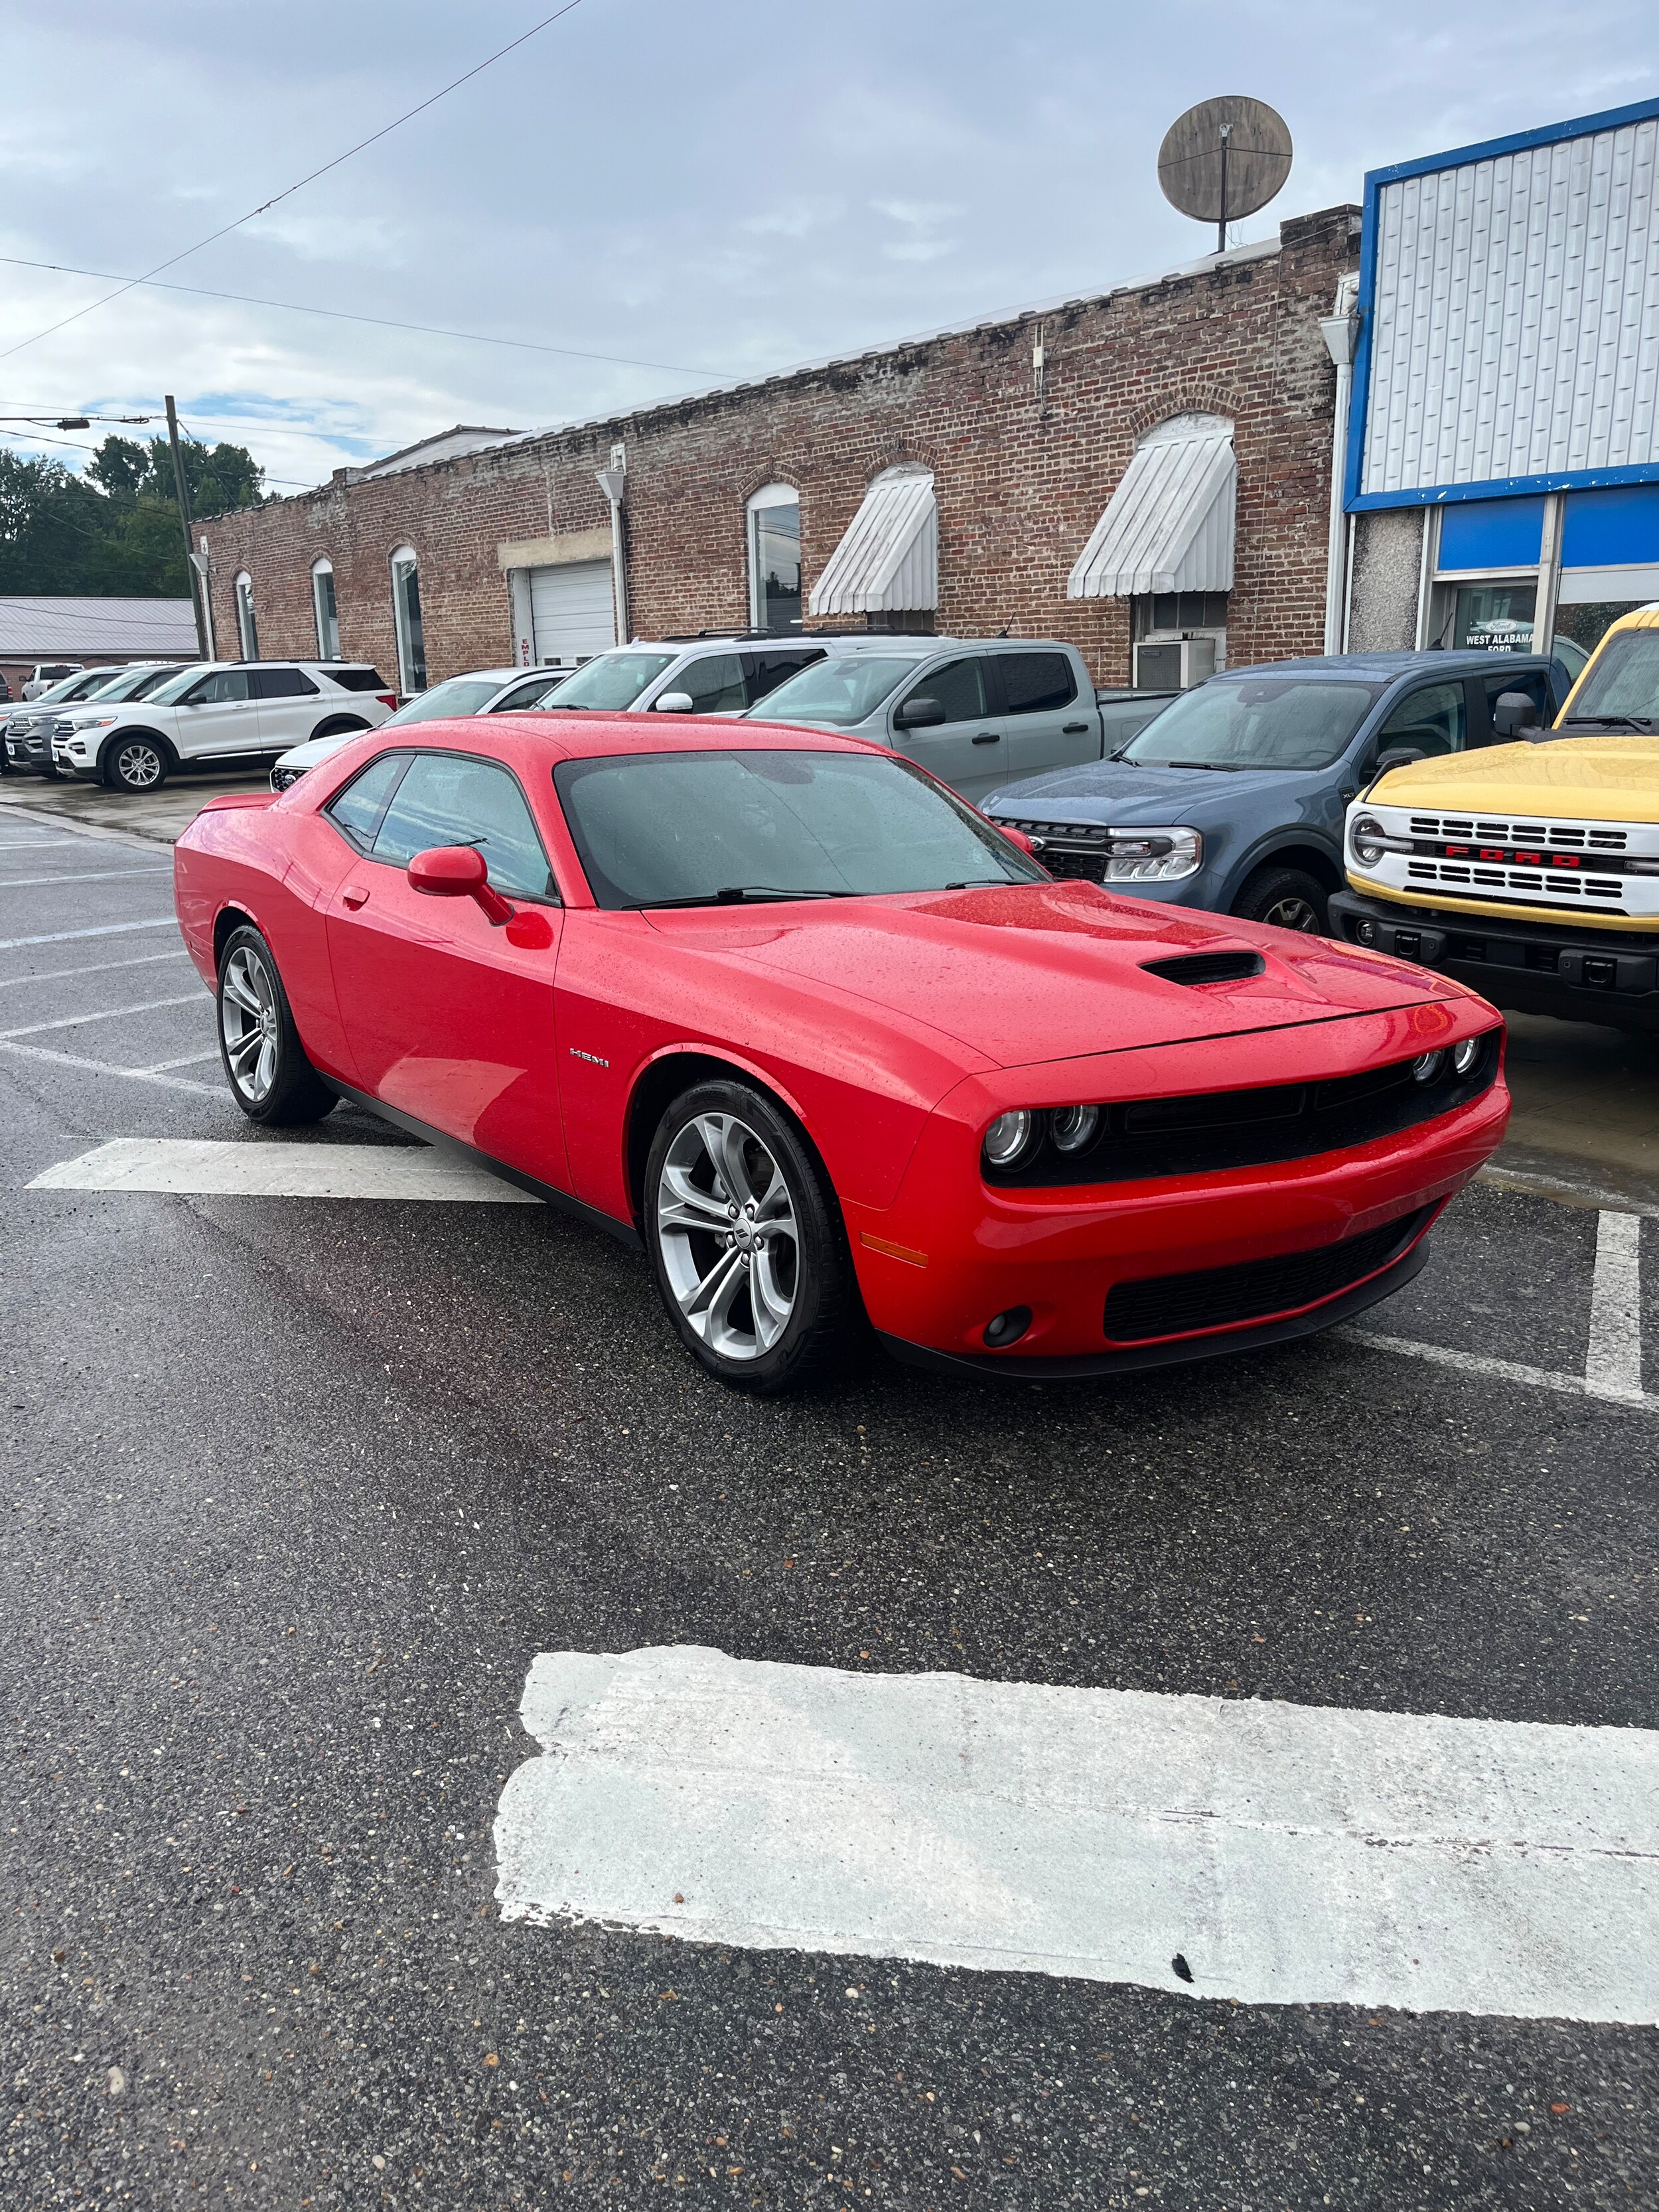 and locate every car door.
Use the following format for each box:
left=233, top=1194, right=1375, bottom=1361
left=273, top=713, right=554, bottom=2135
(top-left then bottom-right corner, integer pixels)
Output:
left=993, top=648, right=1097, bottom=778
left=1372, top=679, right=1469, bottom=763
left=652, top=652, right=747, bottom=714
left=889, top=654, right=1006, bottom=799
left=250, top=666, right=323, bottom=751
left=322, top=747, right=569, bottom=1186
left=170, top=668, right=263, bottom=761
